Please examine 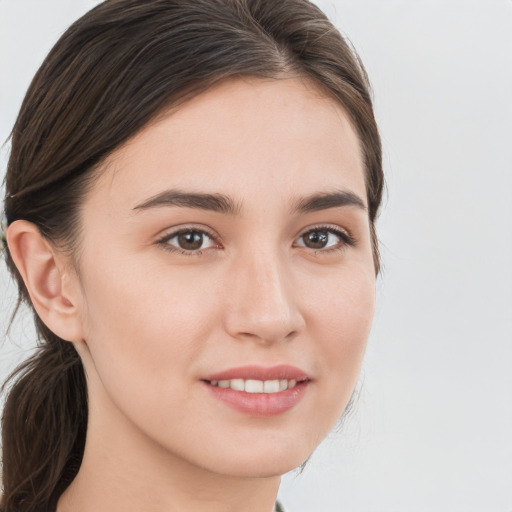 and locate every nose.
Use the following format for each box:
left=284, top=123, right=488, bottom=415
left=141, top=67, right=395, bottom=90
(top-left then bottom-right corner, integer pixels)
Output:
left=223, top=249, right=305, bottom=345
